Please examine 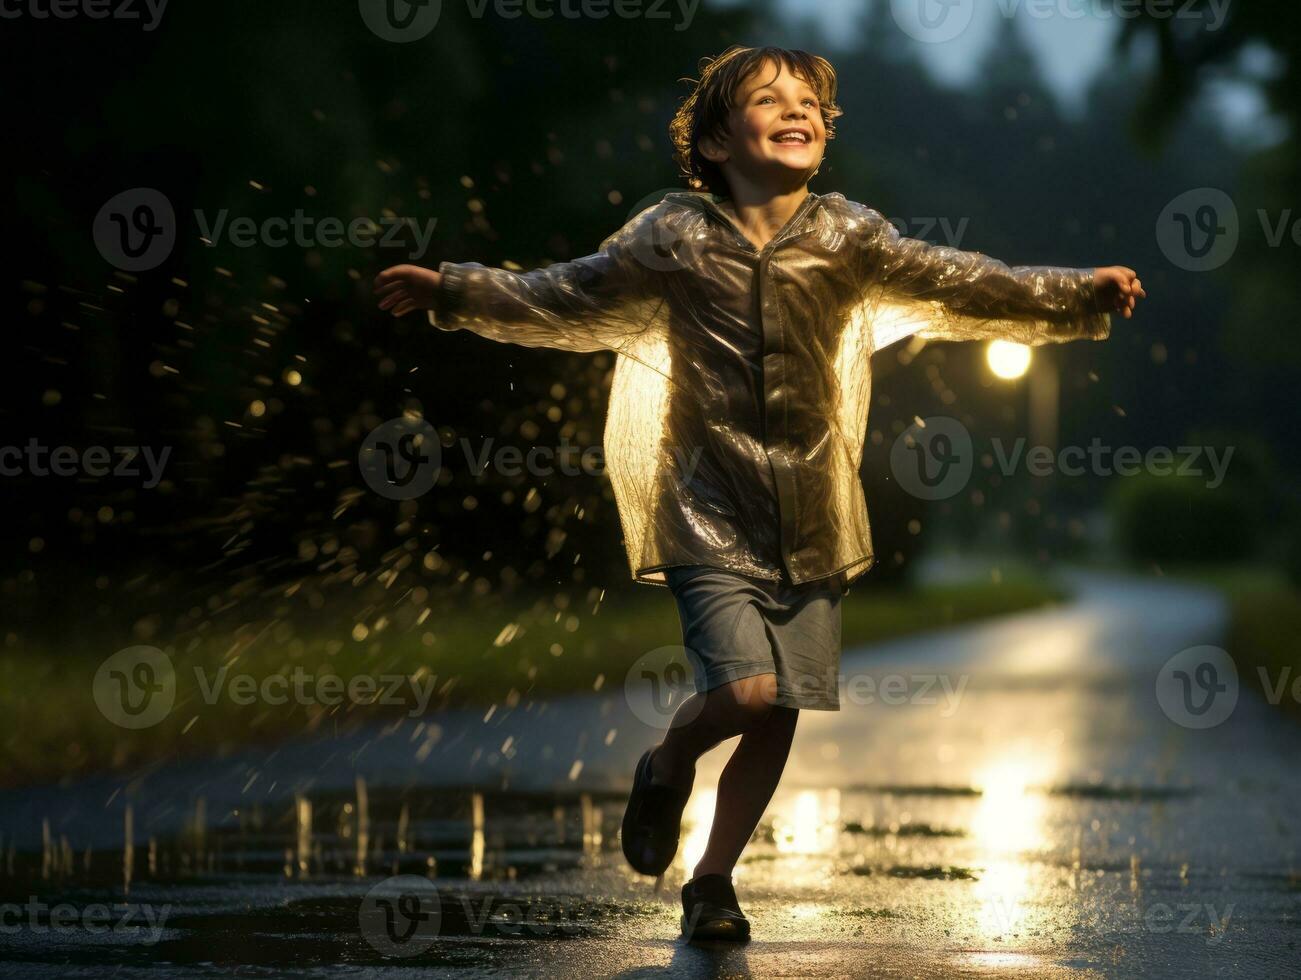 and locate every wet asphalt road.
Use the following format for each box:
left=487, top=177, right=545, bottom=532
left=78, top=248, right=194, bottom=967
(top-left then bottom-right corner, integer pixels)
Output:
left=2, top=568, right=1298, bottom=978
